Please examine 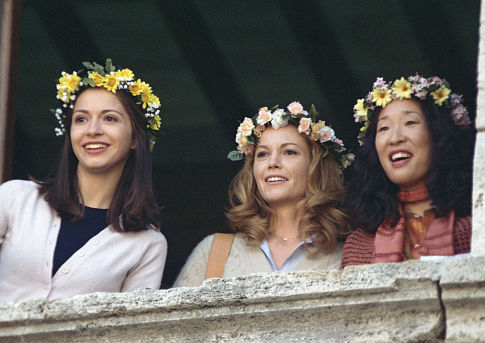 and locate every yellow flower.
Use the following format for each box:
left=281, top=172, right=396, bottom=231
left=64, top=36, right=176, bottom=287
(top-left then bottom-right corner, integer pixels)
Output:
left=103, top=74, right=120, bottom=93
left=89, top=72, right=105, bottom=87
left=430, top=86, right=451, bottom=106
left=116, top=68, right=134, bottom=80
left=129, top=79, right=143, bottom=95
left=353, top=99, right=368, bottom=120
left=254, top=129, right=262, bottom=138
left=150, top=115, right=161, bottom=131
left=311, top=120, right=325, bottom=133
left=140, top=81, right=152, bottom=95
left=57, top=88, right=71, bottom=102
left=392, top=77, right=413, bottom=100
left=149, top=94, right=161, bottom=107
left=140, top=90, right=151, bottom=109
left=371, top=87, right=392, bottom=107
left=58, top=73, right=81, bottom=92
